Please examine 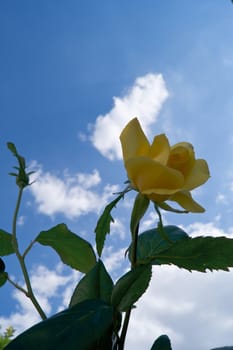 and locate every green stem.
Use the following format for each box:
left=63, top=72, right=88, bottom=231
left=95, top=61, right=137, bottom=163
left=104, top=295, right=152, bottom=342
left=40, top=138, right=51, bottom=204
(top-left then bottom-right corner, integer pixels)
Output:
left=7, top=275, right=28, bottom=295
left=130, top=223, right=139, bottom=268
left=11, top=187, right=47, bottom=320
left=118, top=308, right=132, bottom=350
left=154, top=204, right=173, bottom=244
left=23, top=239, right=36, bottom=259
left=118, top=223, right=139, bottom=350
